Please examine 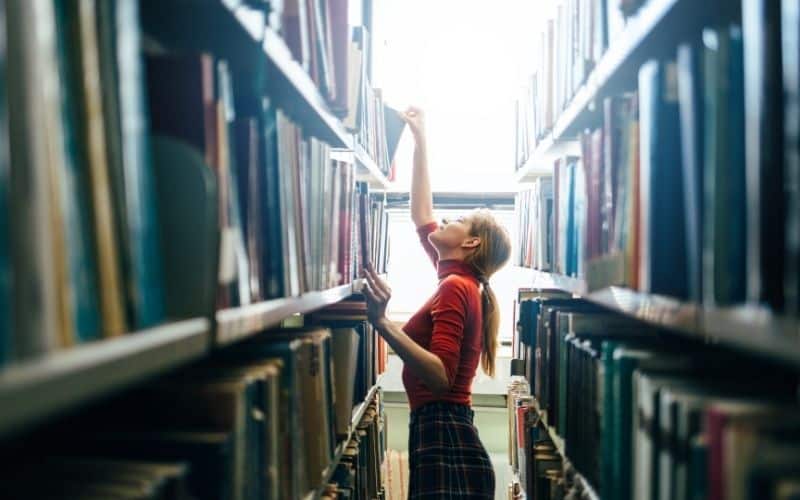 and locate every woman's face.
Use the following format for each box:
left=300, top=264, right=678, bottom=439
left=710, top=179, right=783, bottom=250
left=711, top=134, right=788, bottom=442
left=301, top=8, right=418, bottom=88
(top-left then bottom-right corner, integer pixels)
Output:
left=428, top=215, right=473, bottom=253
